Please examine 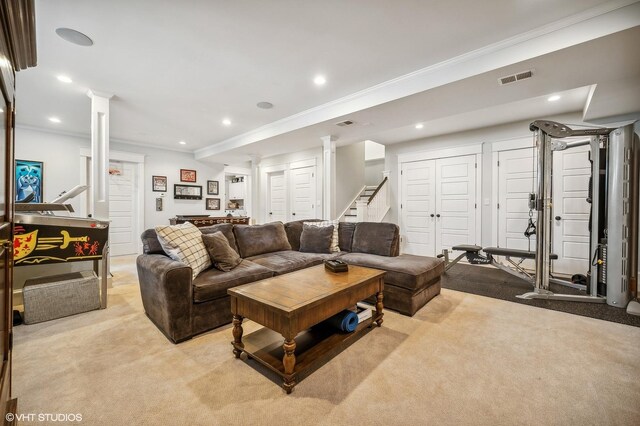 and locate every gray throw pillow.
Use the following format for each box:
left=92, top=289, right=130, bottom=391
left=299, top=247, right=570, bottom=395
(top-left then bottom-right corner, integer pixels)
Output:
left=299, top=224, right=334, bottom=254
left=202, top=231, right=242, bottom=272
